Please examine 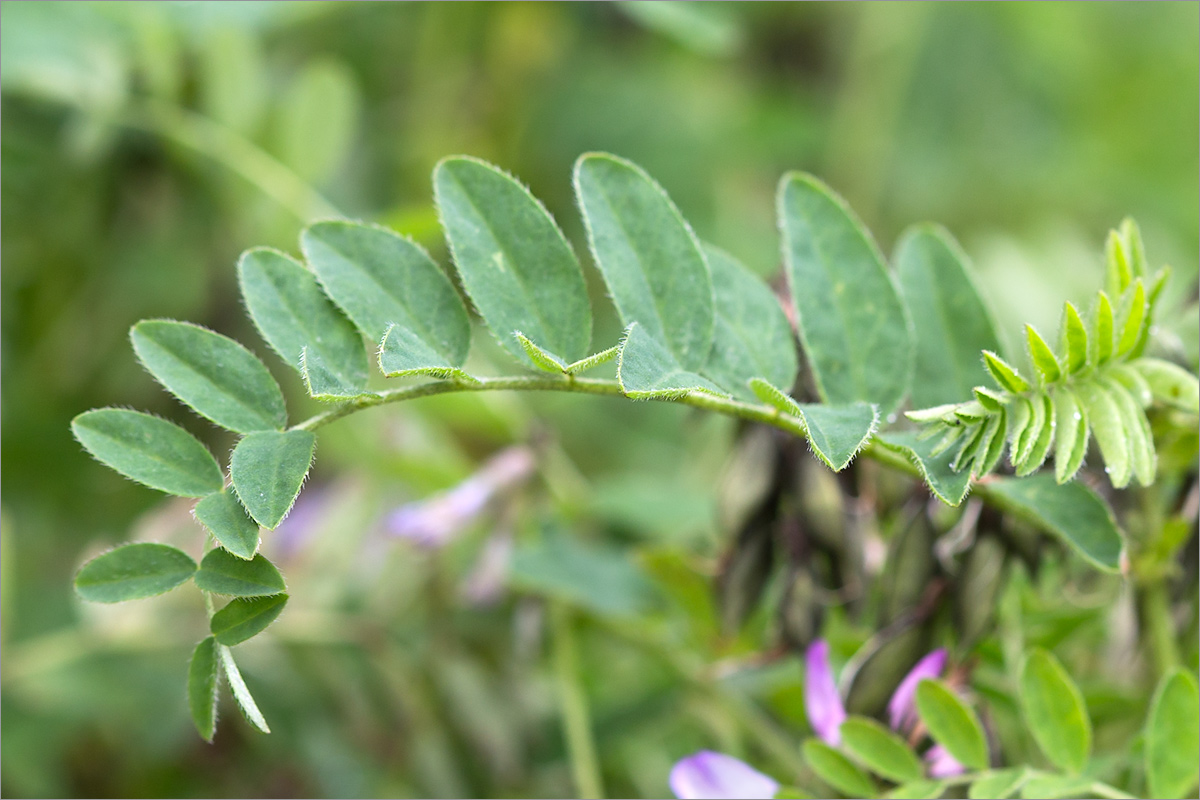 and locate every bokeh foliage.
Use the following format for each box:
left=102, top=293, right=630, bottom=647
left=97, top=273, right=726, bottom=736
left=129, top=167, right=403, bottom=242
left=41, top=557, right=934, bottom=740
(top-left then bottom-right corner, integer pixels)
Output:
left=2, top=2, right=1197, bottom=797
